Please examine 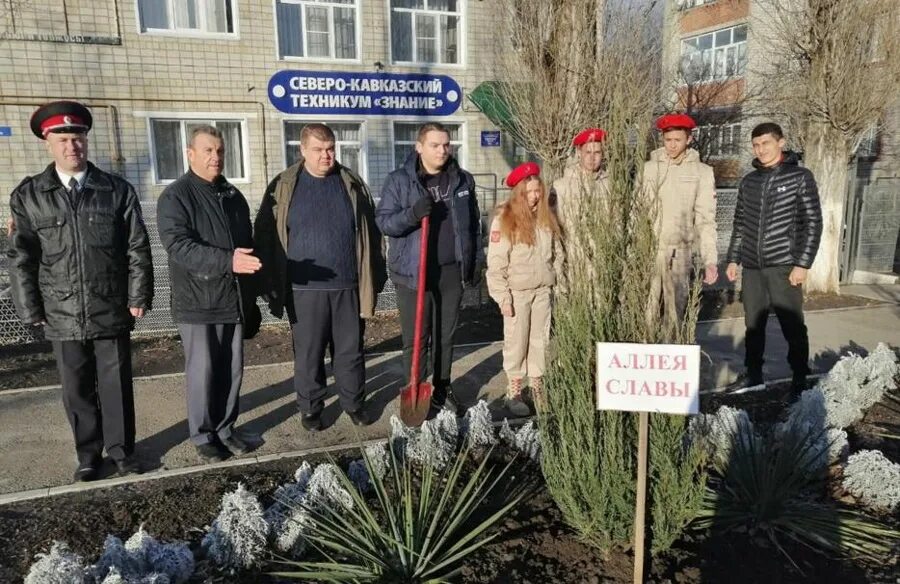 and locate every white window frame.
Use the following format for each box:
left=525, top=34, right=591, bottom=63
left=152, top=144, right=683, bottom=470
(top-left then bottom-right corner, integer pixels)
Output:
left=135, top=0, right=240, bottom=40
left=390, top=119, right=466, bottom=170
left=145, top=114, right=252, bottom=185
left=281, top=118, right=369, bottom=182
left=274, top=0, right=363, bottom=63
left=677, top=0, right=717, bottom=10
left=387, top=0, right=466, bottom=68
left=680, top=23, right=747, bottom=84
